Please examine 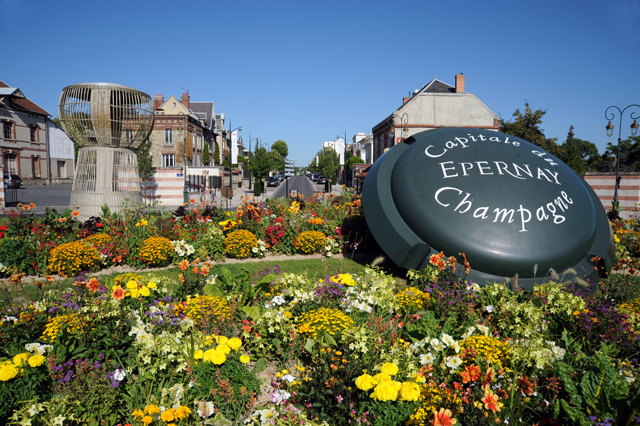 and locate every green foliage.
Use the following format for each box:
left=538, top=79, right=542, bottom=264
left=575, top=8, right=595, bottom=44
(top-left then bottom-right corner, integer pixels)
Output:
left=316, top=147, right=340, bottom=182
left=601, top=135, right=640, bottom=172
left=189, top=357, right=261, bottom=422
left=137, top=139, right=156, bottom=180
left=500, top=101, right=561, bottom=157
left=559, top=126, right=602, bottom=175
left=0, top=365, right=52, bottom=425
left=213, top=140, right=221, bottom=165
left=271, top=140, right=289, bottom=158
left=203, top=141, right=211, bottom=166
left=246, top=145, right=274, bottom=182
